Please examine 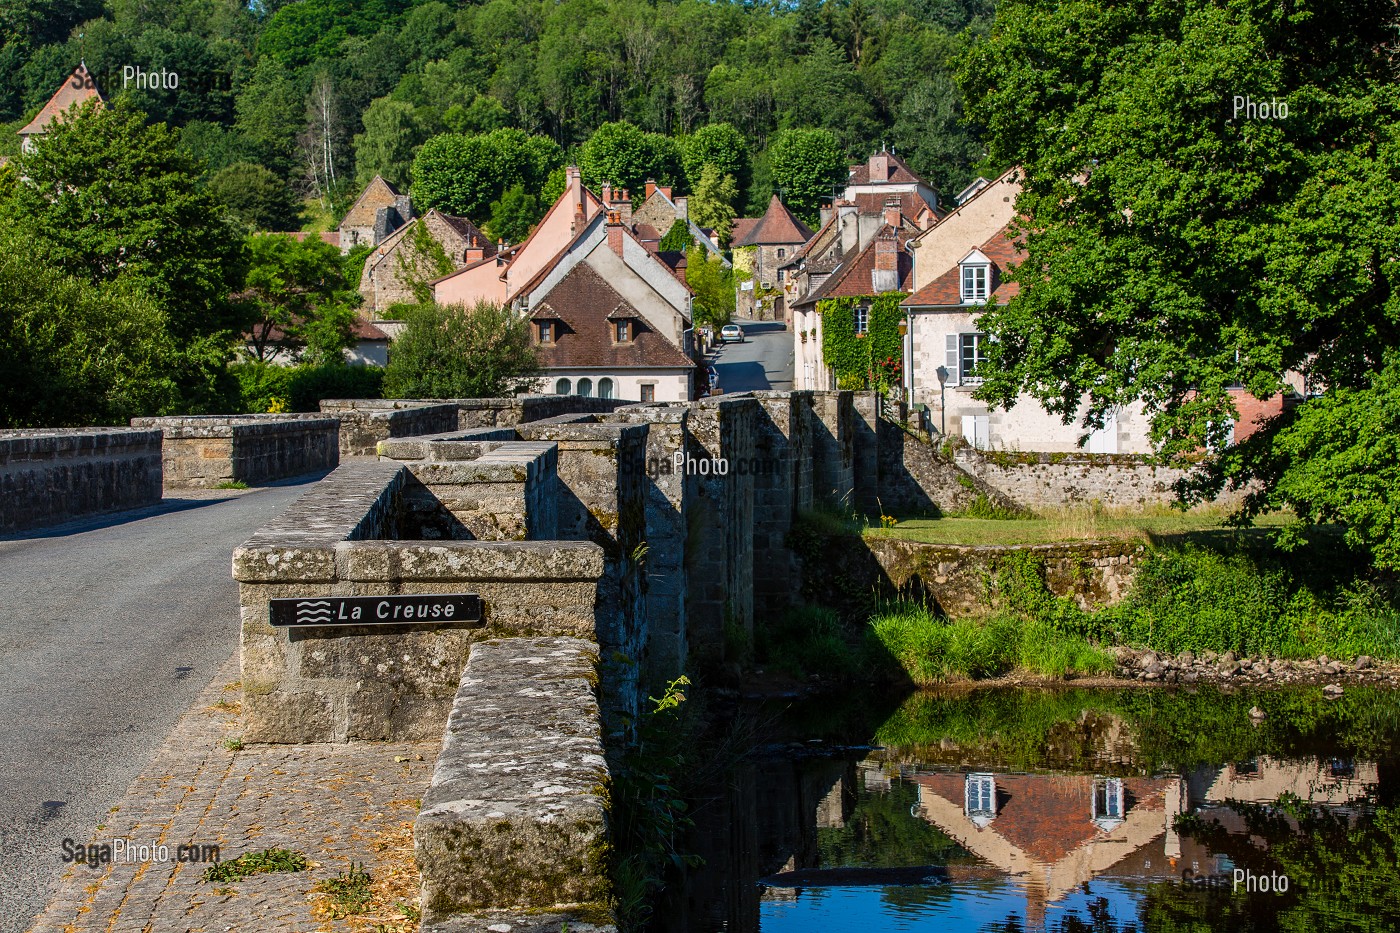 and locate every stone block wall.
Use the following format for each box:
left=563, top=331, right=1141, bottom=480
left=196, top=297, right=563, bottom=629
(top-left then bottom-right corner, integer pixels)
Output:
left=0, top=428, right=162, bottom=532
left=130, top=415, right=338, bottom=488
left=810, top=391, right=855, bottom=507
left=449, top=395, right=631, bottom=429
left=953, top=447, right=1238, bottom=510
left=751, top=391, right=813, bottom=618
left=852, top=392, right=881, bottom=513
left=234, top=459, right=607, bottom=743
left=415, top=637, right=611, bottom=927
left=319, top=399, right=460, bottom=456
left=876, top=420, right=1016, bottom=515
